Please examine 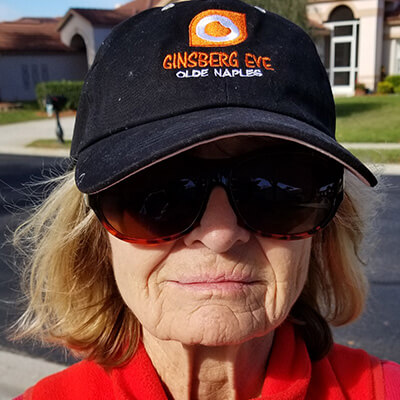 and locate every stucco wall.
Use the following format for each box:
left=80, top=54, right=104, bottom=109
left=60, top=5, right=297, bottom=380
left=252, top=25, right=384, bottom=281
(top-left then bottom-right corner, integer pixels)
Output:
left=307, top=0, right=382, bottom=23
left=358, top=0, right=384, bottom=90
left=59, top=13, right=96, bottom=67
left=94, top=28, right=113, bottom=53
left=307, top=0, right=385, bottom=92
left=0, top=53, right=87, bottom=101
